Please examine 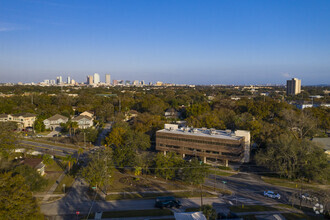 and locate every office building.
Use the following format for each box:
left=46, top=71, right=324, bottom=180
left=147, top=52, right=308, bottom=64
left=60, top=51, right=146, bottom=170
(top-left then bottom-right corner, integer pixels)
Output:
left=67, top=76, right=71, bottom=84
left=105, top=74, right=111, bottom=85
left=287, top=78, right=301, bottom=95
left=56, top=76, right=62, bottom=85
left=113, top=80, right=118, bottom=86
left=93, top=73, right=100, bottom=84
left=87, top=75, right=94, bottom=85
left=133, top=80, right=139, bottom=86
left=156, top=124, right=251, bottom=166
